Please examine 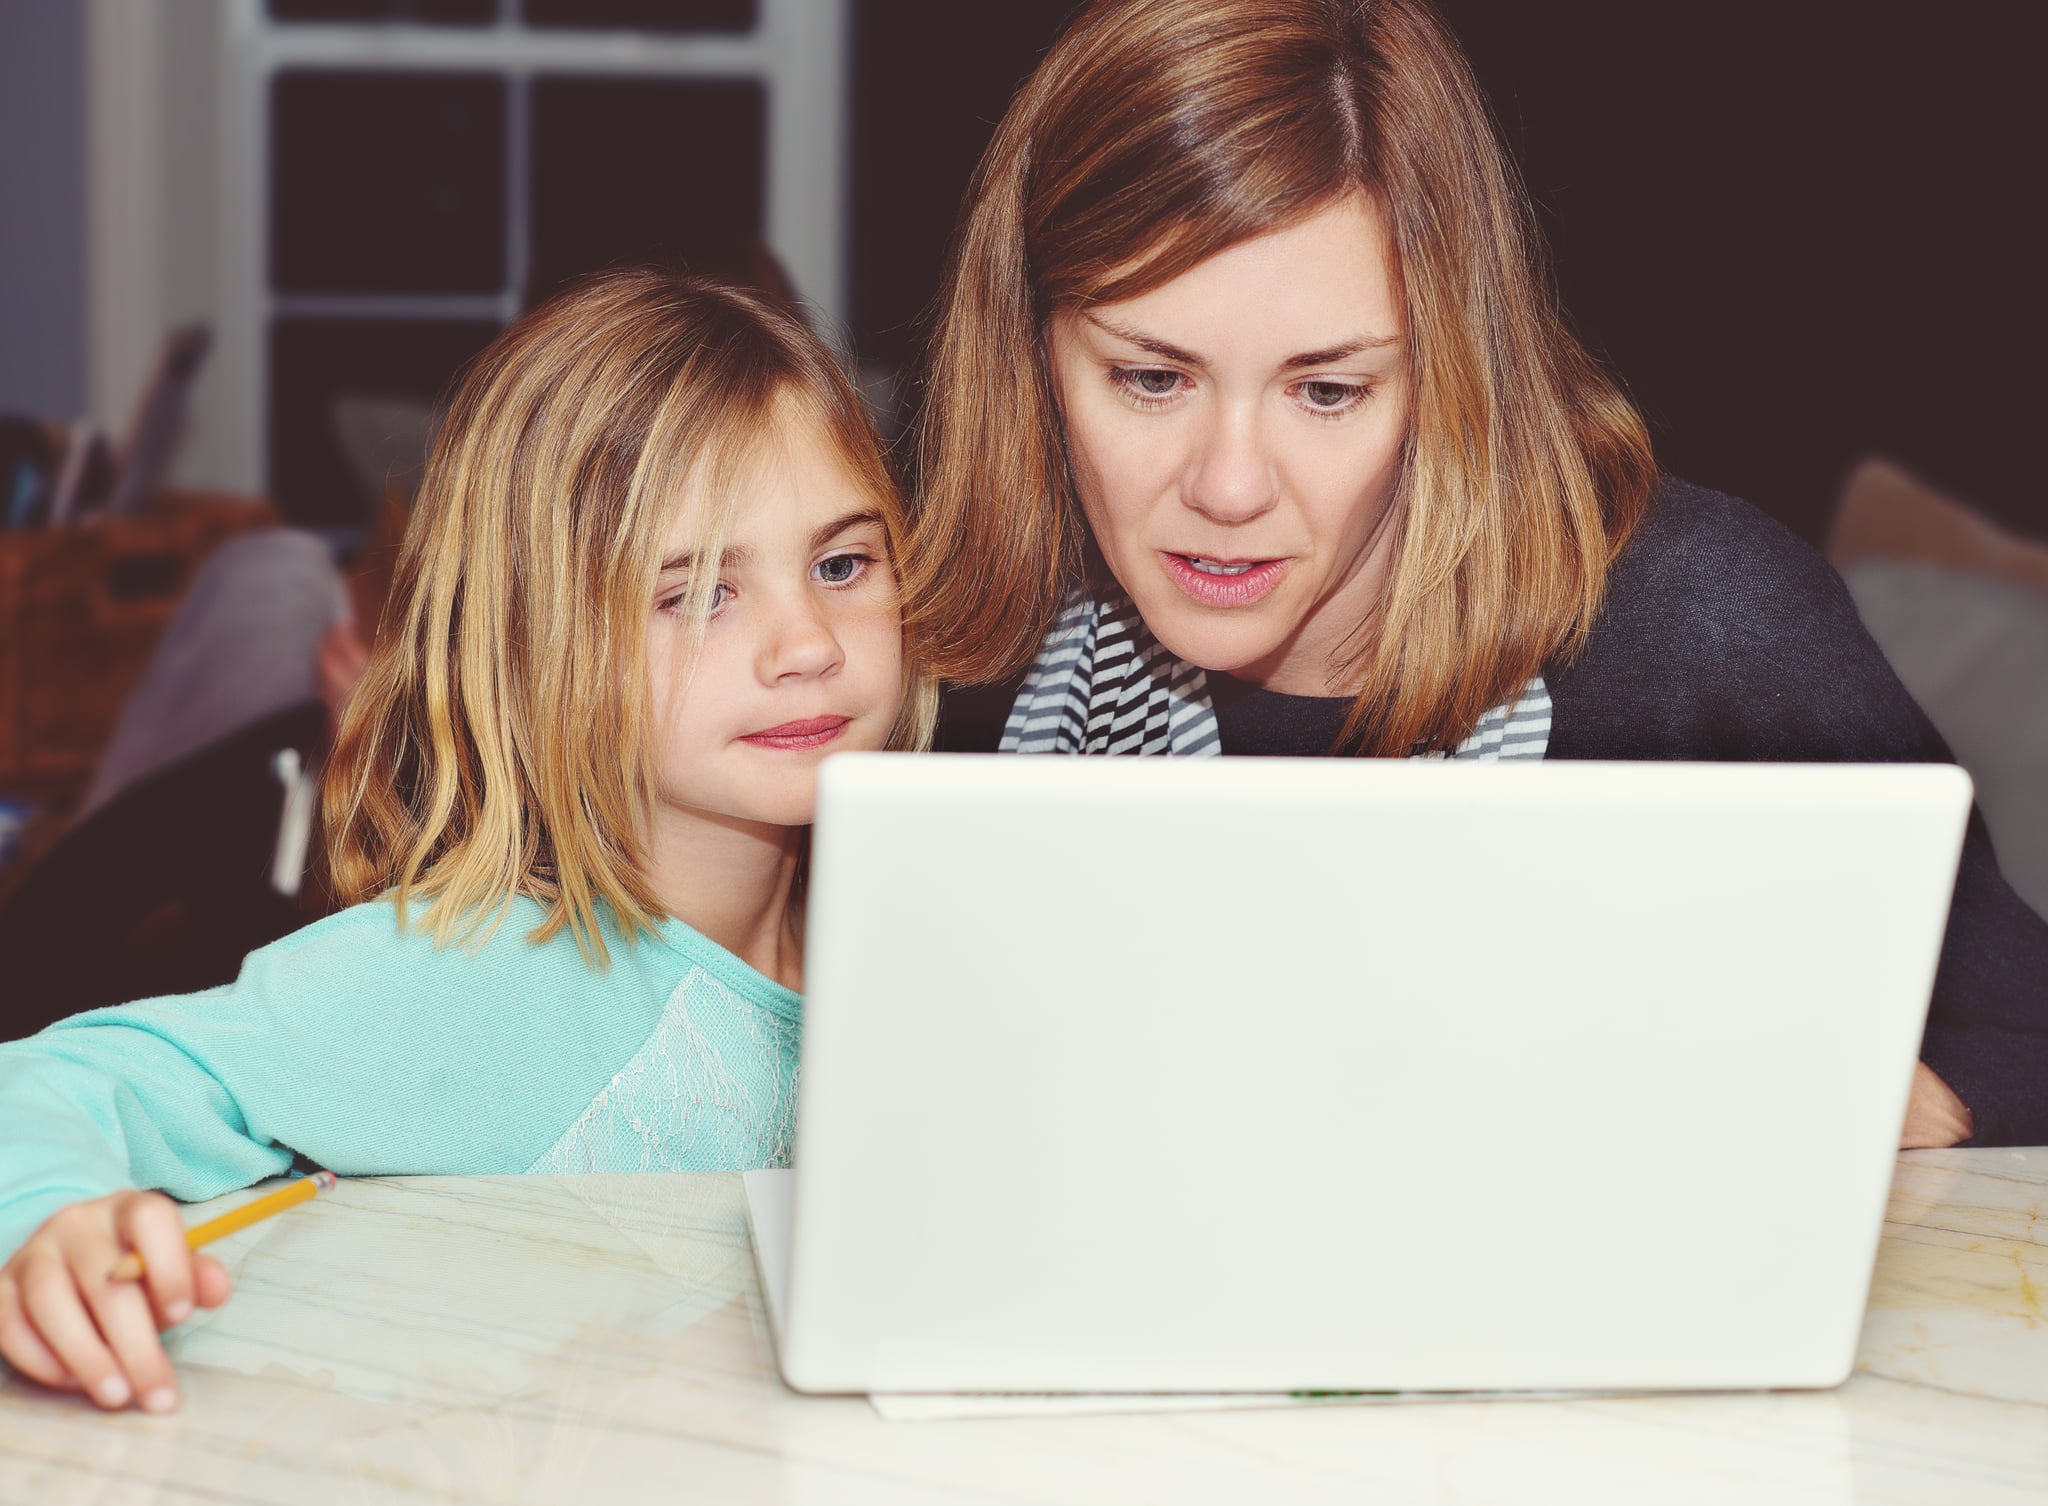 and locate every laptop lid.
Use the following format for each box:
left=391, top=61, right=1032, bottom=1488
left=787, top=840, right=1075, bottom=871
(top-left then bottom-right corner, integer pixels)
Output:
left=781, top=756, right=1970, bottom=1394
